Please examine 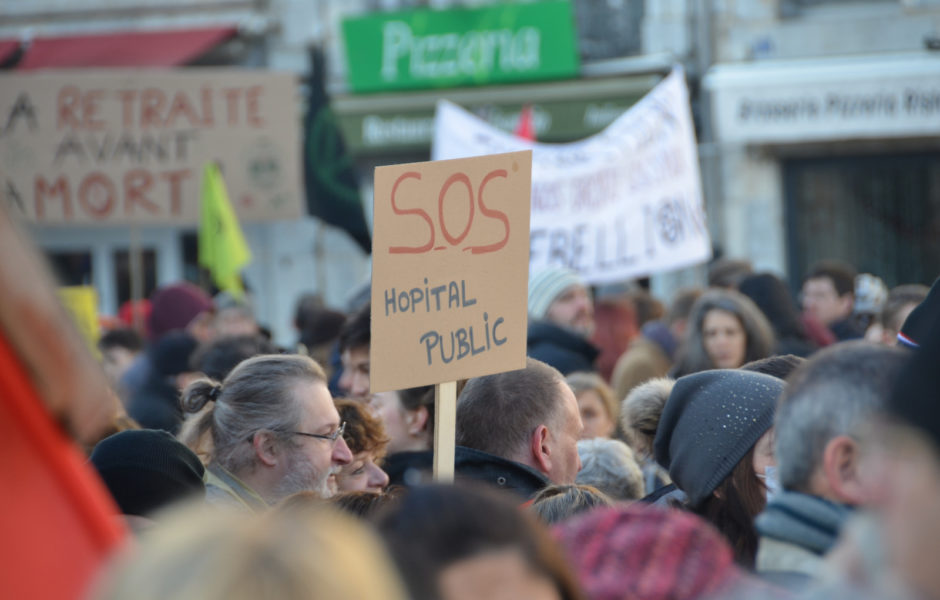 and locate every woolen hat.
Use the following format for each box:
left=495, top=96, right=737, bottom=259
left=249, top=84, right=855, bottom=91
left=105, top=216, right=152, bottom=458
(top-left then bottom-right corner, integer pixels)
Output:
left=890, top=310, right=940, bottom=450
left=654, top=370, right=783, bottom=507
left=90, top=429, right=206, bottom=517
left=553, top=505, right=745, bottom=600
left=898, top=277, right=940, bottom=348
left=528, top=267, right=584, bottom=319
left=147, top=282, right=214, bottom=342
